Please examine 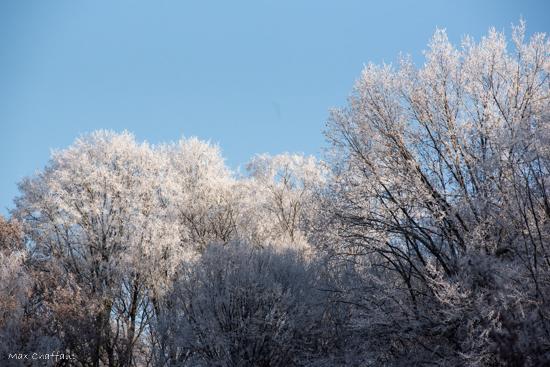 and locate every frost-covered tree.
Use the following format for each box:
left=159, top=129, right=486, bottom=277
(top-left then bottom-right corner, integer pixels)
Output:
left=243, top=153, right=327, bottom=250
left=152, top=242, right=350, bottom=367
left=15, top=131, right=182, bottom=366
left=0, top=216, right=31, bottom=363
left=161, top=138, right=239, bottom=252
left=0, top=215, right=82, bottom=366
left=326, top=21, right=550, bottom=365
